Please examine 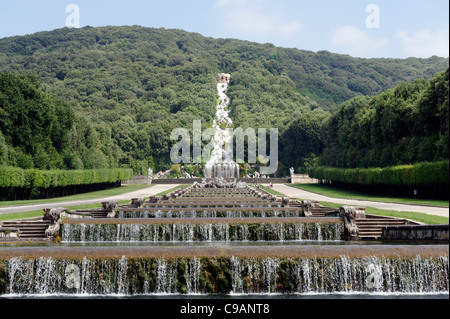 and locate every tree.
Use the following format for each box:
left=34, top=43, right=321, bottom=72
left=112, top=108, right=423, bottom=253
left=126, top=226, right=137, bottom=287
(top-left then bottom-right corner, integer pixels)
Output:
left=280, top=112, right=327, bottom=173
